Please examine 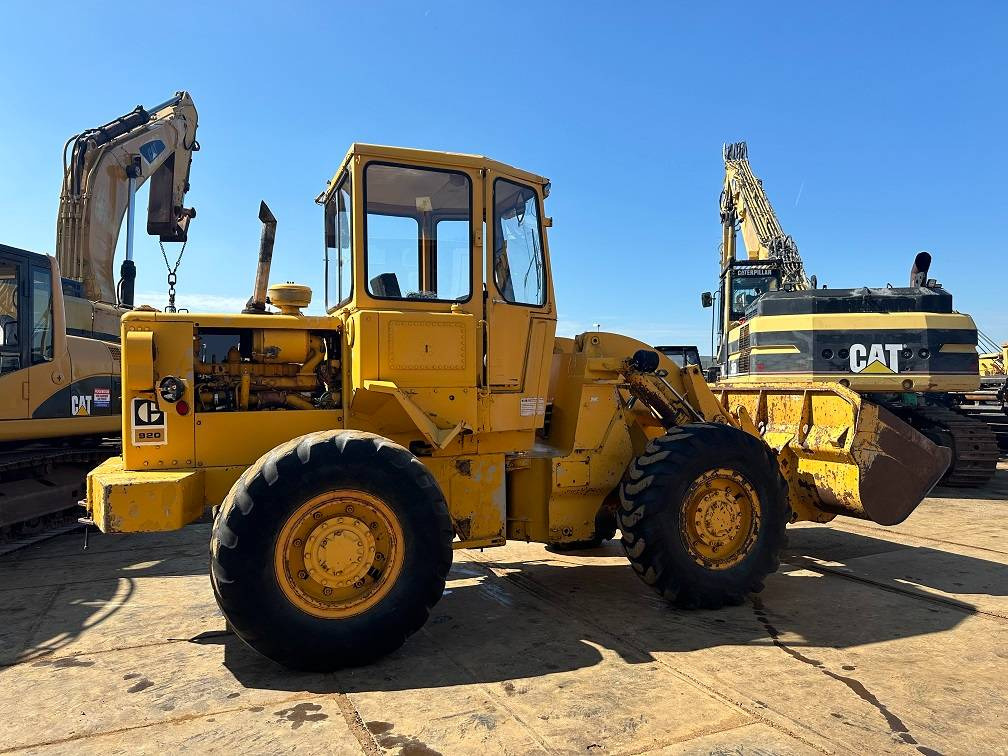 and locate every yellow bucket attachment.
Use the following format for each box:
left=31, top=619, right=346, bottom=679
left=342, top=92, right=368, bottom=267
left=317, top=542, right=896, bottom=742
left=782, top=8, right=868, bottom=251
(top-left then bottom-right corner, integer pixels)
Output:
left=714, top=384, right=951, bottom=526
